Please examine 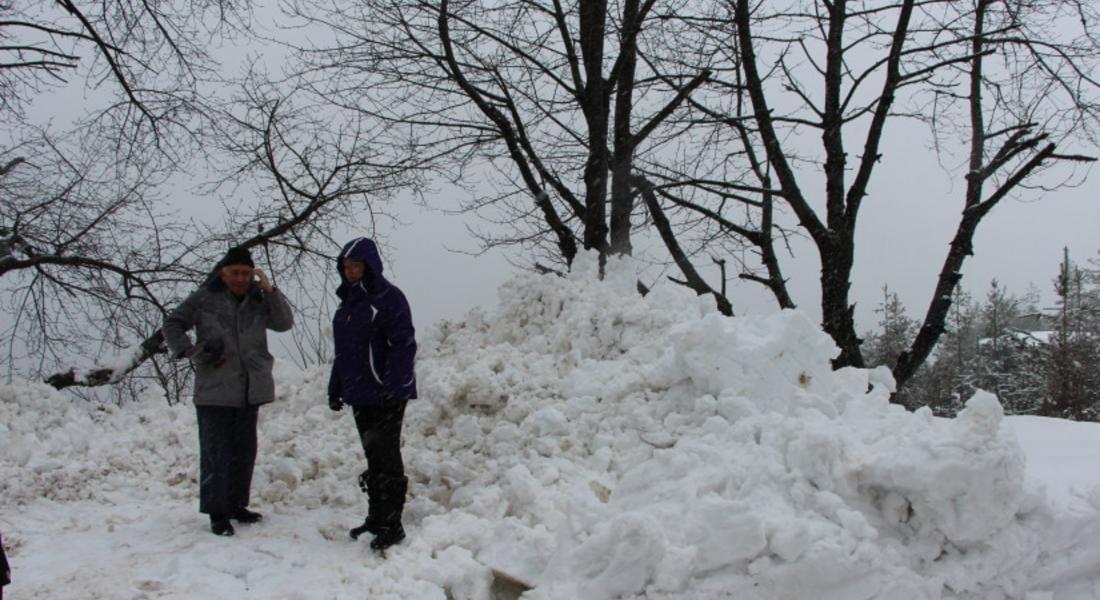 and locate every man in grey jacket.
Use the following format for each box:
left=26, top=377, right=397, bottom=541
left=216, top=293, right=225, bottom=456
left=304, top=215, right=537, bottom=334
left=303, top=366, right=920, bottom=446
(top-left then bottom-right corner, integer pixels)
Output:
left=163, top=246, right=294, bottom=536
